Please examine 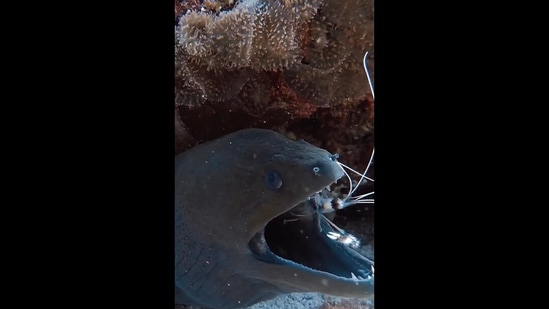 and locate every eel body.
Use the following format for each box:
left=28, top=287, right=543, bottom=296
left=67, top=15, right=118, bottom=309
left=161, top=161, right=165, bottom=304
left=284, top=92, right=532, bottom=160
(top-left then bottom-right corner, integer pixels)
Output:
left=175, top=128, right=374, bottom=308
